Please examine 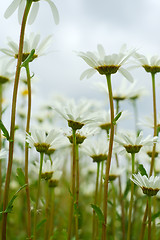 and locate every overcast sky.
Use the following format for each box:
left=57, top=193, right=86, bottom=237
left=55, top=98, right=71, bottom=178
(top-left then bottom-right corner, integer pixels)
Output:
left=1, top=0, right=160, bottom=131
